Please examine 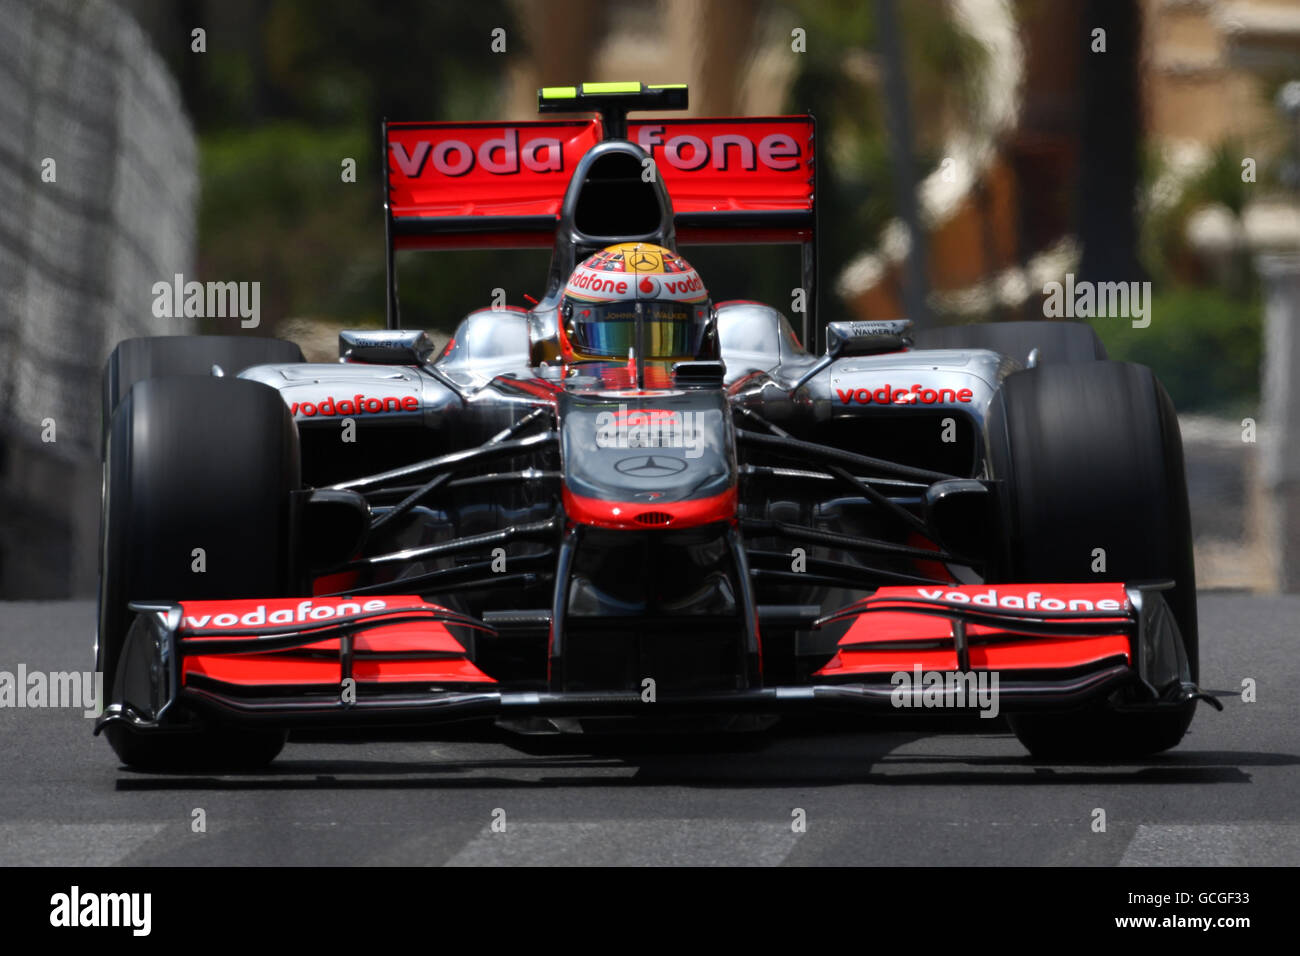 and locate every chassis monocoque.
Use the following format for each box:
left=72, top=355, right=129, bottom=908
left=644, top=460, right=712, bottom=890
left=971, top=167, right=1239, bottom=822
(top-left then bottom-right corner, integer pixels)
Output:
left=96, top=83, right=1216, bottom=770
